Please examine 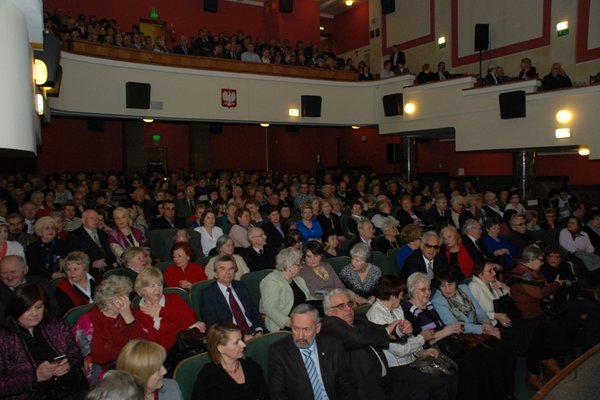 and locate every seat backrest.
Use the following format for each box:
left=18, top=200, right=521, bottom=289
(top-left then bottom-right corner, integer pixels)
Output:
left=387, top=247, right=402, bottom=275
left=222, top=223, right=233, bottom=234
left=153, top=261, right=173, bottom=274
left=373, top=250, right=395, bottom=276
left=147, top=228, right=177, bottom=260
left=340, top=239, right=354, bottom=254
left=189, top=280, right=216, bottom=320
left=64, top=303, right=94, bottom=327
left=195, top=255, right=211, bottom=266
left=240, top=269, right=273, bottom=309
left=132, top=286, right=191, bottom=309
left=173, top=352, right=211, bottom=400
left=244, top=331, right=291, bottom=380
left=327, top=256, right=351, bottom=275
